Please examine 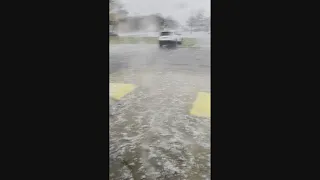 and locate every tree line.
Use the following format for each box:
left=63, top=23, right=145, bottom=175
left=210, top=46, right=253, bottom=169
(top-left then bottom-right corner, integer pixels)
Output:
left=119, top=14, right=179, bottom=31
left=186, top=10, right=210, bottom=32
left=109, top=0, right=179, bottom=32
left=110, top=0, right=210, bottom=32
